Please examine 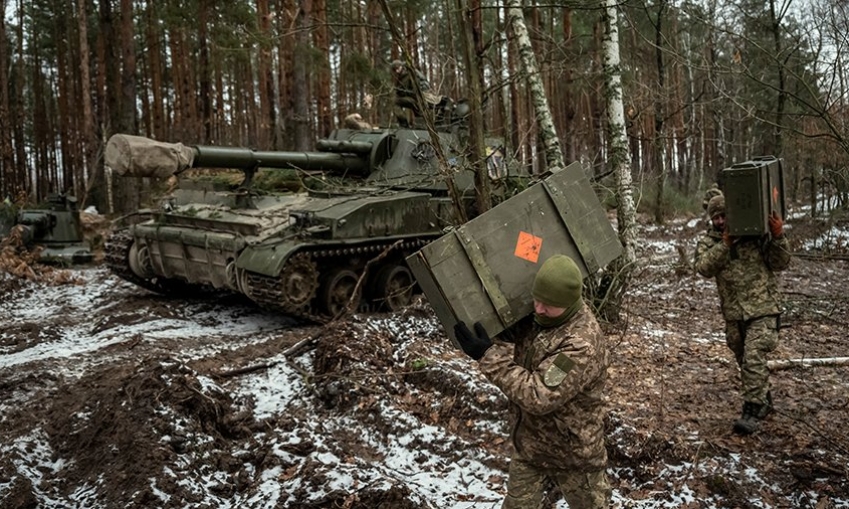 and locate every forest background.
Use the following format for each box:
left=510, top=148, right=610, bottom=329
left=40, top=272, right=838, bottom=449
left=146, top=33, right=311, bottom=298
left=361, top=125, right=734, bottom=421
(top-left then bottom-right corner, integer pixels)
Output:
left=0, top=0, right=848, bottom=222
